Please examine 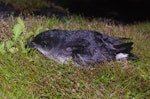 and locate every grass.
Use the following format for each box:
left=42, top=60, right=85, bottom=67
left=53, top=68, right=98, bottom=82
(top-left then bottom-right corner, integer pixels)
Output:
left=0, top=15, right=150, bottom=98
